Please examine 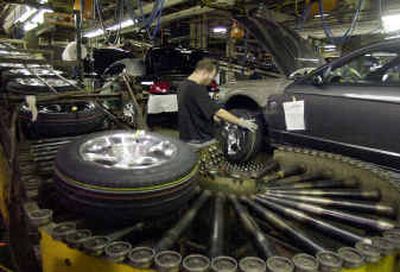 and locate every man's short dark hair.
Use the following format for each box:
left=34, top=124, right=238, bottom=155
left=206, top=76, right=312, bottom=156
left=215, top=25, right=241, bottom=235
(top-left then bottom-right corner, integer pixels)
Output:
left=195, top=58, right=217, bottom=73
